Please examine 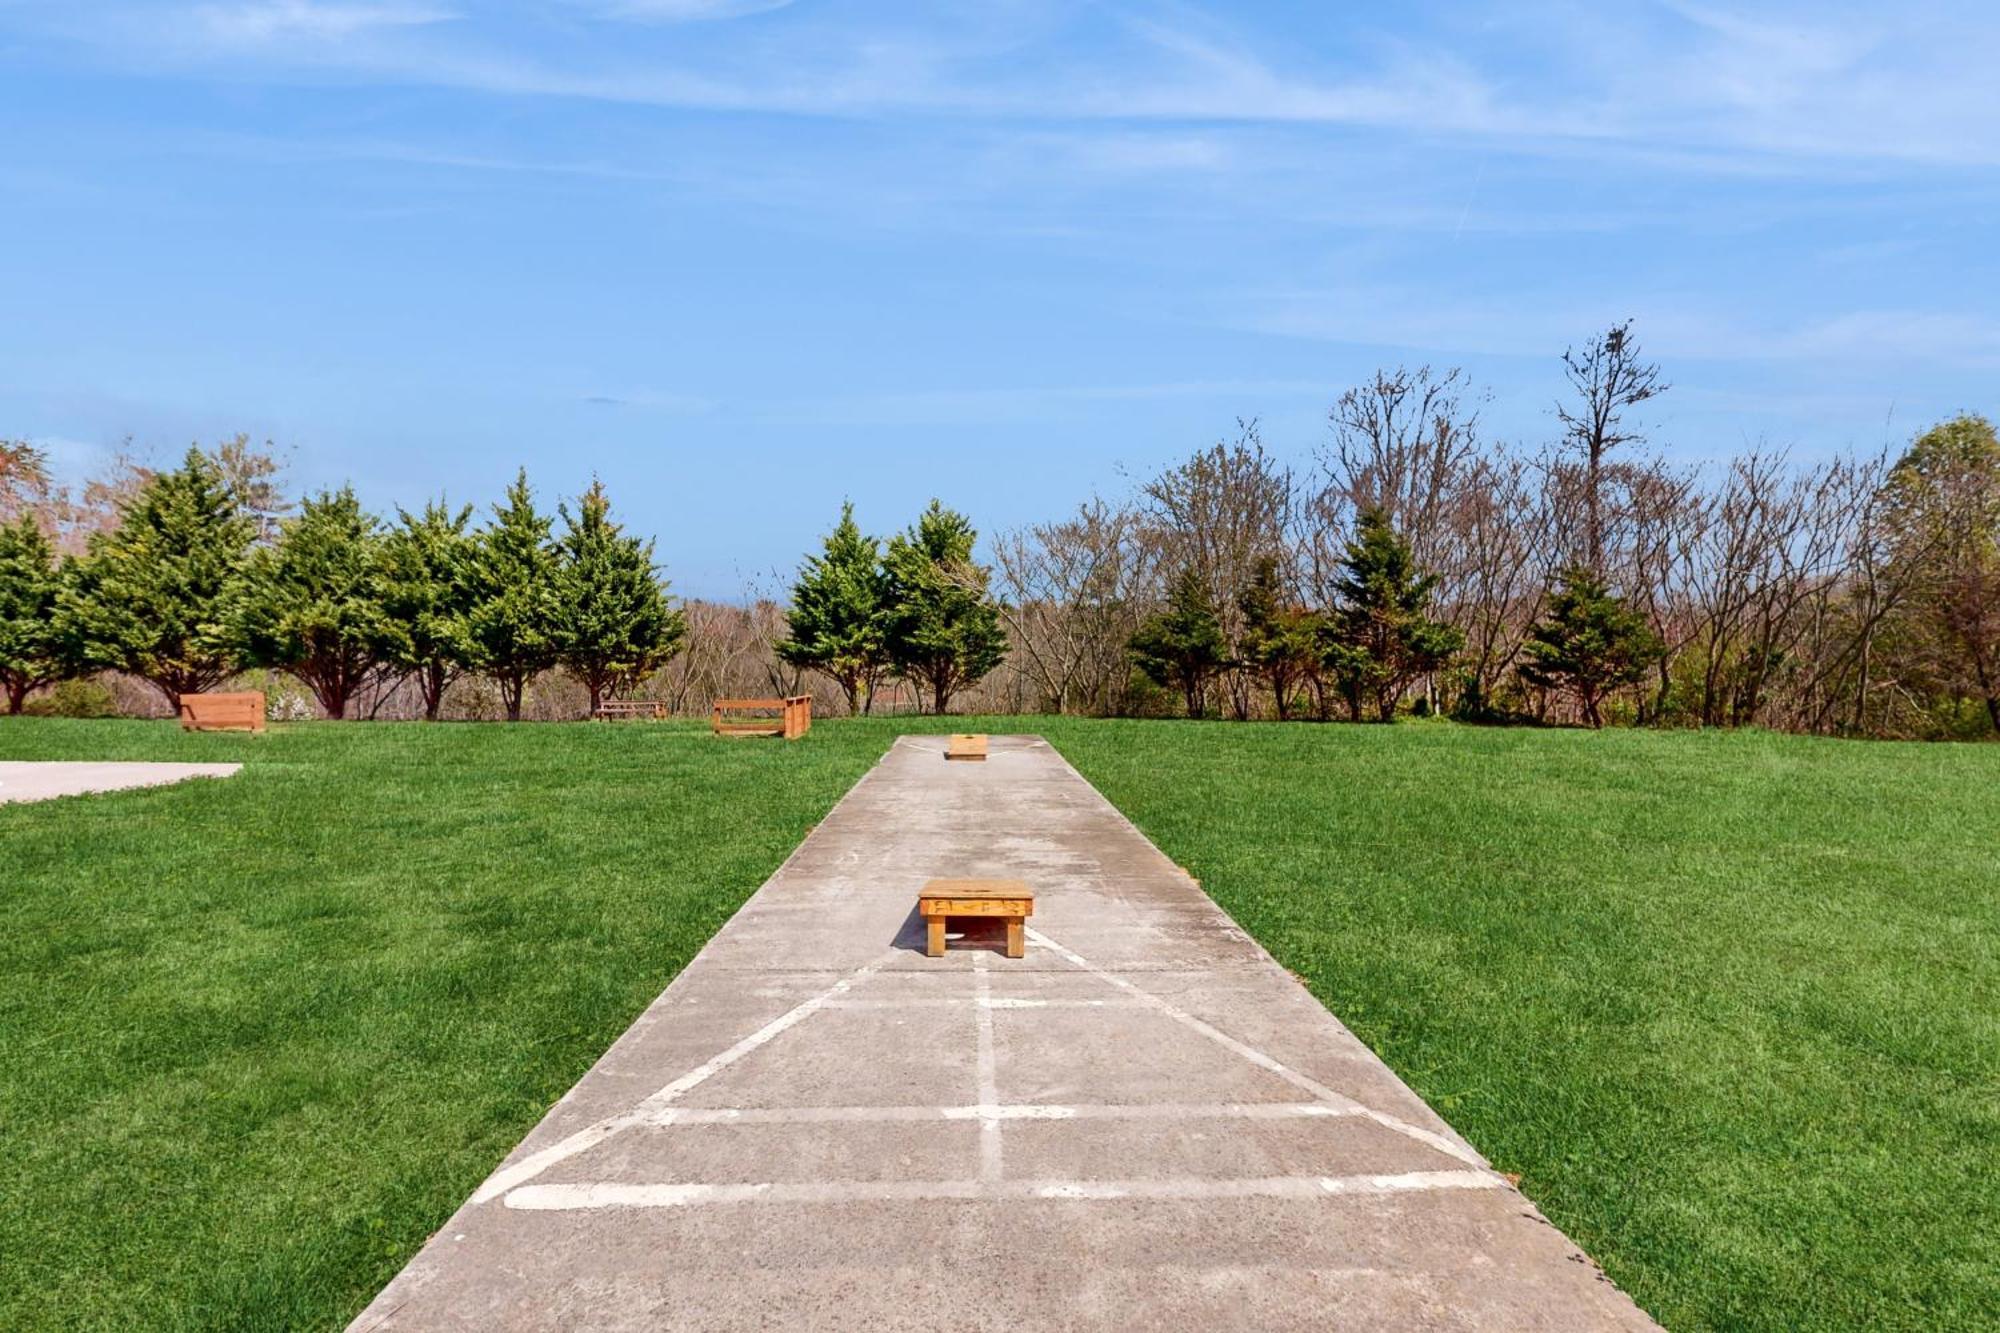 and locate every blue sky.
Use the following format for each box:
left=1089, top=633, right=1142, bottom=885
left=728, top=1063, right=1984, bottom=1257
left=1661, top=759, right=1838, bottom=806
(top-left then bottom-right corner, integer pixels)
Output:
left=2, top=1, right=1996, bottom=596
